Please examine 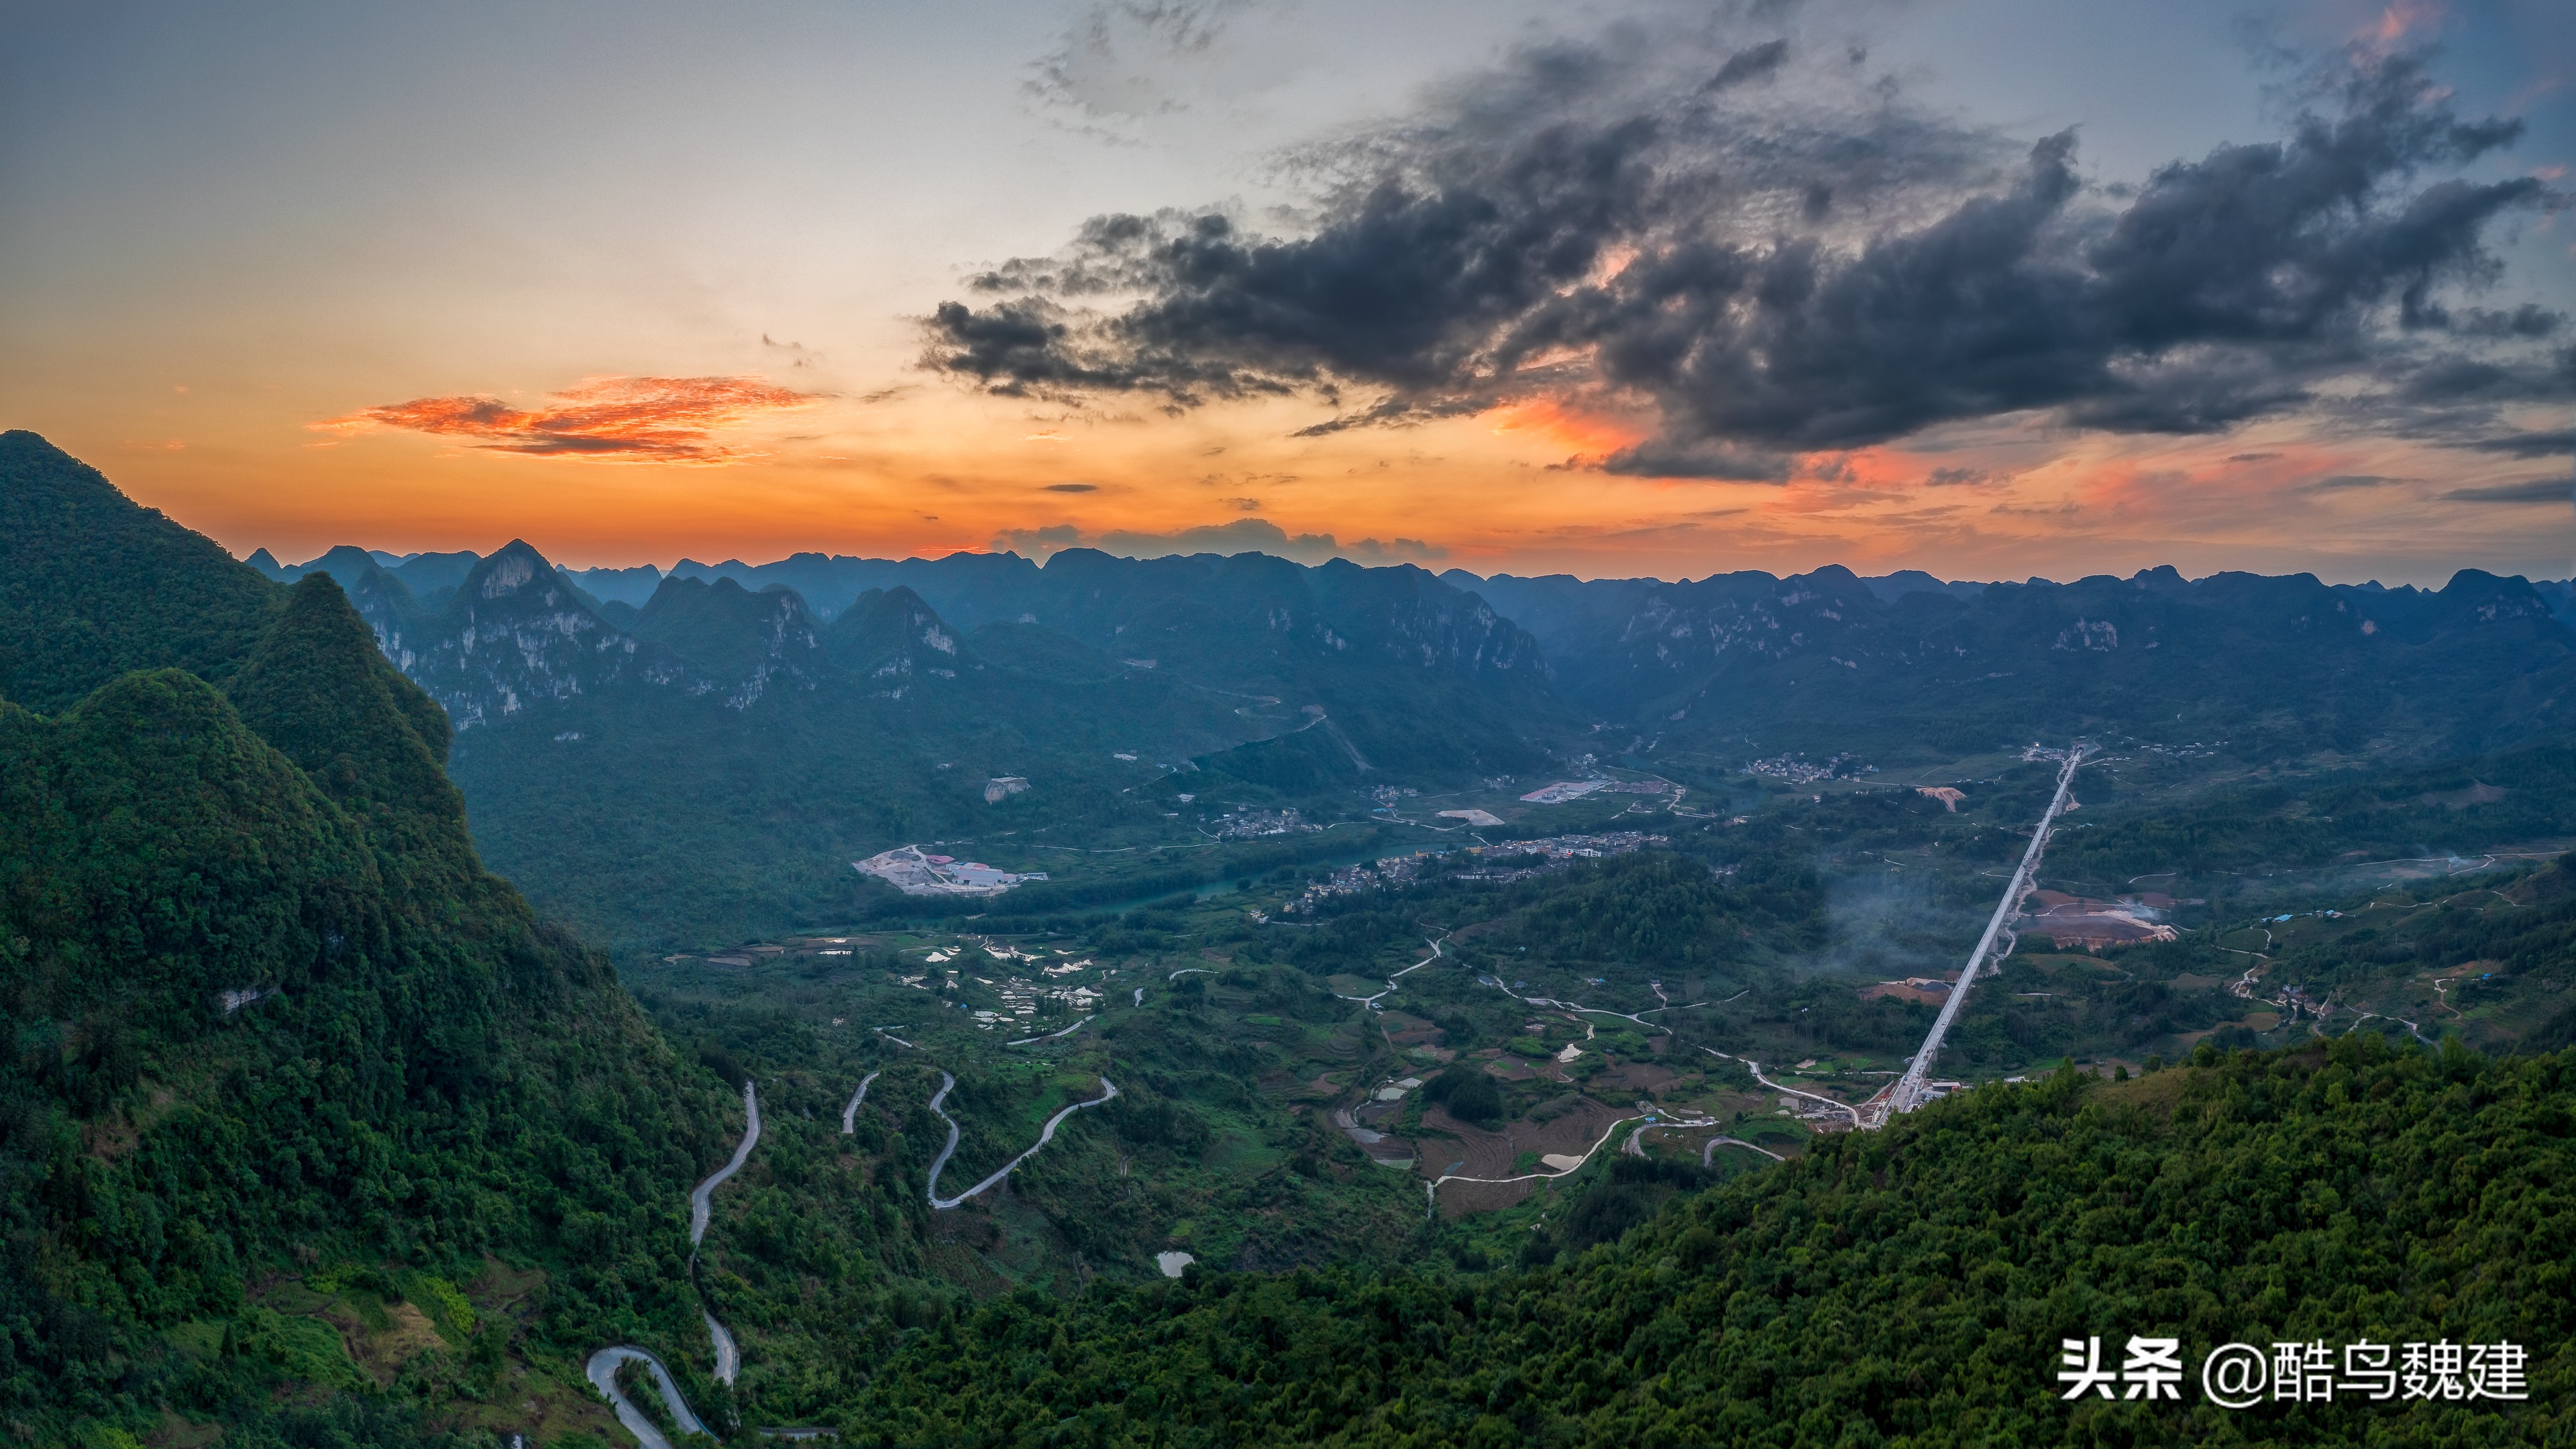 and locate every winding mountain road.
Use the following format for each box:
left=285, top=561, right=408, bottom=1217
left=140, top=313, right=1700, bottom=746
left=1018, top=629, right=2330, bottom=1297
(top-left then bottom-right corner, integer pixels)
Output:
left=1700, top=1047, right=1860, bottom=1127
left=1335, top=934, right=1447, bottom=1010
left=1473, top=952, right=1697, bottom=1026
left=1703, top=1135, right=1786, bottom=1166
left=841, top=1071, right=879, bottom=1134
left=690, top=1081, right=761, bottom=1254
left=1007, top=1015, right=1092, bottom=1046
left=590, top=1081, right=761, bottom=1444
left=1423, top=1111, right=1648, bottom=1215
left=586, top=1347, right=707, bottom=1449
left=924, top=1071, right=1120, bottom=1210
